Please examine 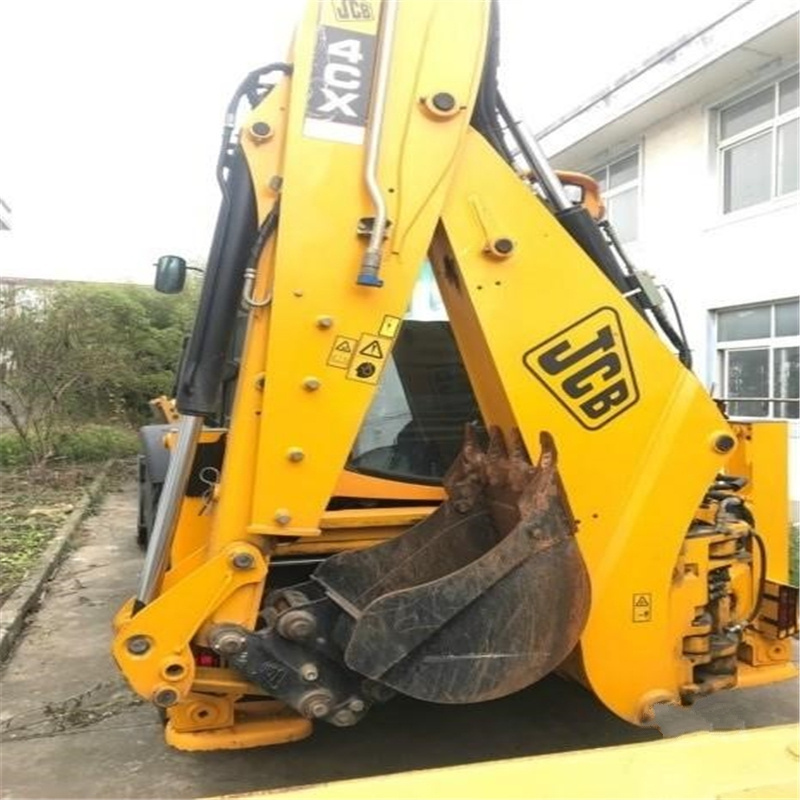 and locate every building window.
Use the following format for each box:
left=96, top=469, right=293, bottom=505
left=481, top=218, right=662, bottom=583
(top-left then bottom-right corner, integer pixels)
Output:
left=589, top=149, right=640, bottom=243
left=718, top=73, right=799, bottom=214
left=715, top=298, right=799, bottom=419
